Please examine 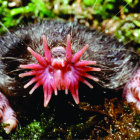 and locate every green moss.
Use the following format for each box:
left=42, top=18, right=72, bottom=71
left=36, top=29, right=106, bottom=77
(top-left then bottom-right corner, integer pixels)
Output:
left=11, top=114, right=55, bottom=139
left=115, top=14, right=140, bottom=45
left=0, top=0, right=55, bottom=33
